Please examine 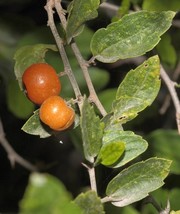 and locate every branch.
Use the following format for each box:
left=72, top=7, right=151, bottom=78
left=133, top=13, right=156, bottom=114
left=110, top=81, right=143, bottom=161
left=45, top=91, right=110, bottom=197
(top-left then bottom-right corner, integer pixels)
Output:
left=160, top=66, right=180, bottom=134
left=160, top=62, right=180, bottom=114
left=54, top=0, right=67, bottom=29
left=53, top=0, right=107, bottom=116
left=45, top=0, right=83, bottom=109
left=0, top=118, right=38, bottom=171
left=70, top=41, right=107, bottom=117
left=82, top=162, right=97, bottom=192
